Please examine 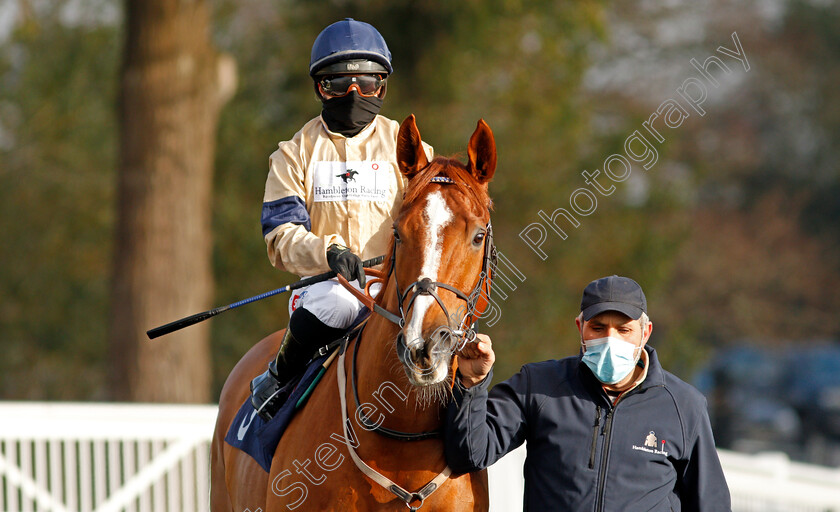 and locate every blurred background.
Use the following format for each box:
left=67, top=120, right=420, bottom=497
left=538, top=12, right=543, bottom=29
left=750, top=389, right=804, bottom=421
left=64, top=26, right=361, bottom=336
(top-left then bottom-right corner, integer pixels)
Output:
left=2, top=0, right=839, bottom=468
